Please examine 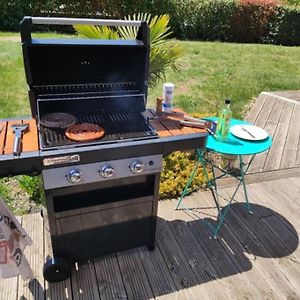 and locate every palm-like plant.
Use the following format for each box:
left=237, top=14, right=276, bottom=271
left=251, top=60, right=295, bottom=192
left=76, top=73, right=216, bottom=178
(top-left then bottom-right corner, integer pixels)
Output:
left=74, top=13, right=182, bottom=87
